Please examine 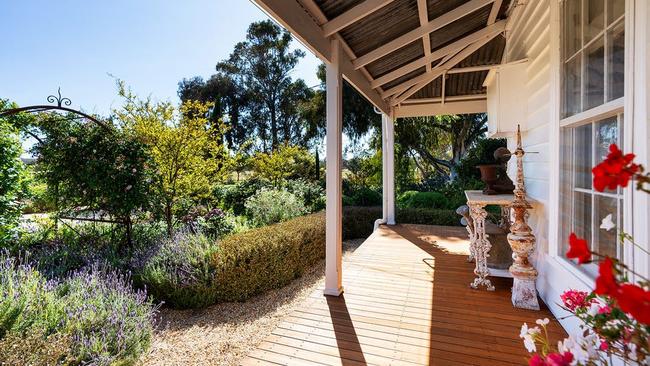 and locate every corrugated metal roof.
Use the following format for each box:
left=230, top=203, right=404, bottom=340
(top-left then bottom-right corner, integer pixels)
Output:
left=306, top=0, right=512, bottom=103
